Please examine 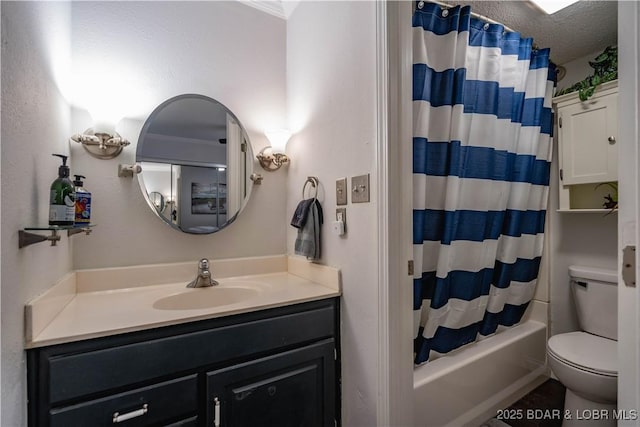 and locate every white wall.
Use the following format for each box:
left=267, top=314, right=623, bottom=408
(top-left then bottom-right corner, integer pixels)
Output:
left=548, top=50, right=619, bottom=336
left=557, top=48, right=606, bottom=90
left=1, top=2, right=287, bottom=424
left=0, top=2, right=72, bottom=425
left=286, top=2, right=379, bottom=425
left=69, top=1, right=288, bottom=268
